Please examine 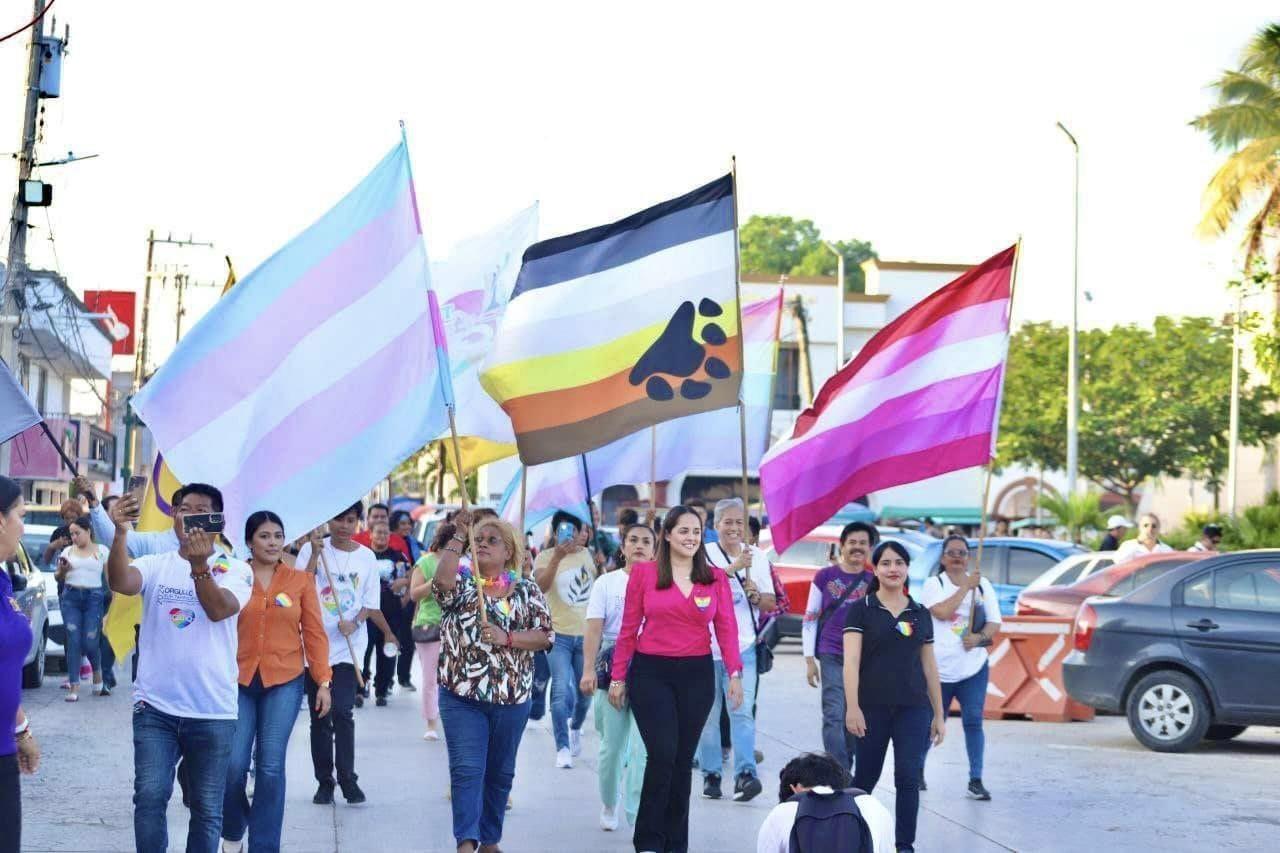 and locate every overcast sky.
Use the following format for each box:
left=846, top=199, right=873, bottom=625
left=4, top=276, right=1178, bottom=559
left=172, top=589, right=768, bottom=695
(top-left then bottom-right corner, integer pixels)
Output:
left=1, top=1, right=1273, bottom=363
